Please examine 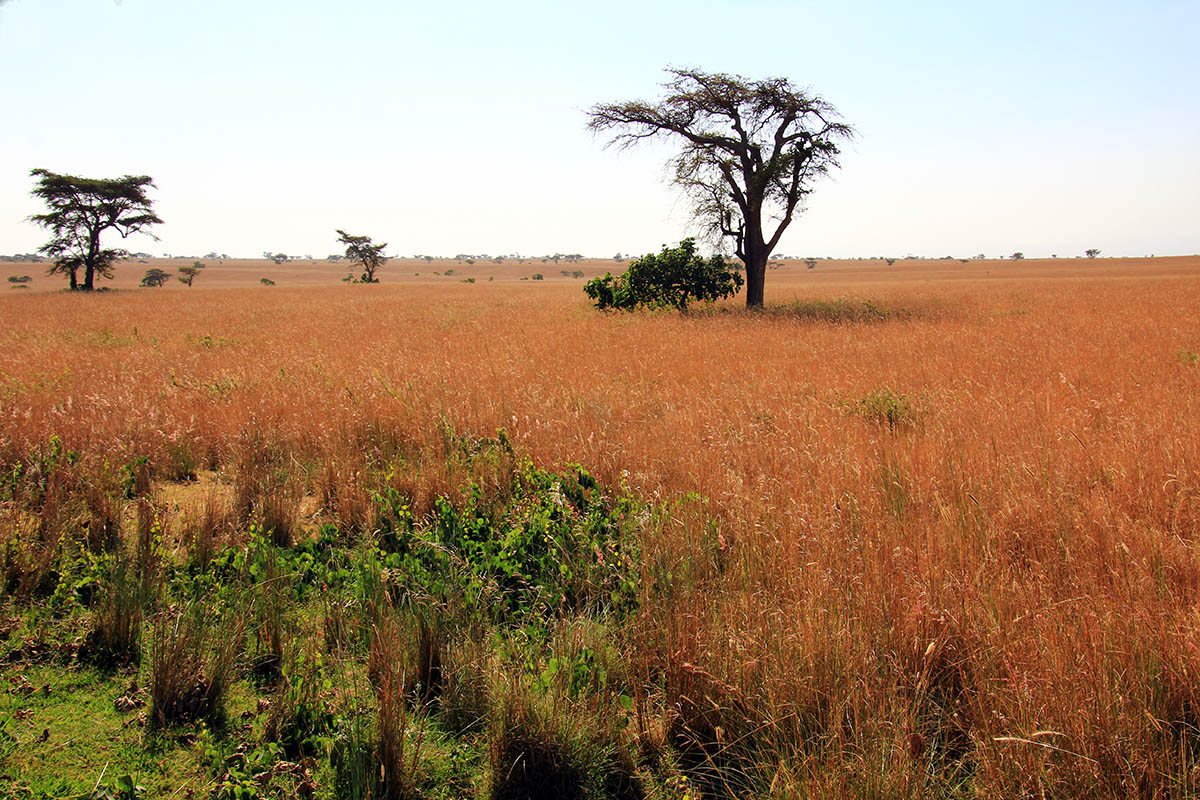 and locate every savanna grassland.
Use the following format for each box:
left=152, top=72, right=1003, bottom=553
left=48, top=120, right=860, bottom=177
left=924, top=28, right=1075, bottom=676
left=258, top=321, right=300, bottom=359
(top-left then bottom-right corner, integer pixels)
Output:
left=2, top=256, right=1199, bottom=799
